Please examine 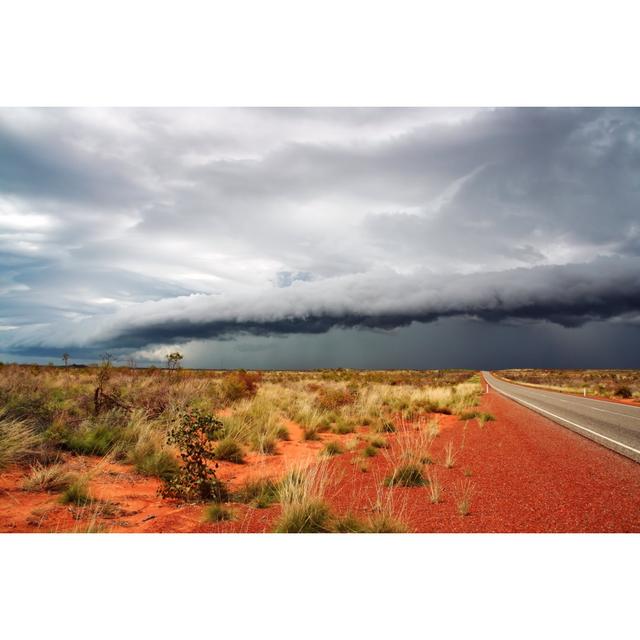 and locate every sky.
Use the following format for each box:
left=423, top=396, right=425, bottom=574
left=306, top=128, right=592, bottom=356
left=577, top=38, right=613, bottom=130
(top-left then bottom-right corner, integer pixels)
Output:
left=1, top=107, right=640, bottom=369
